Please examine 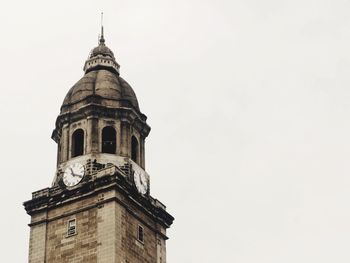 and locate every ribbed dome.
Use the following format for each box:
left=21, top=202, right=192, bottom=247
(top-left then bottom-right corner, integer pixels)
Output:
left=61, top=69, right=139, bottom=113
left=90, top=44, right=115, bottom=59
